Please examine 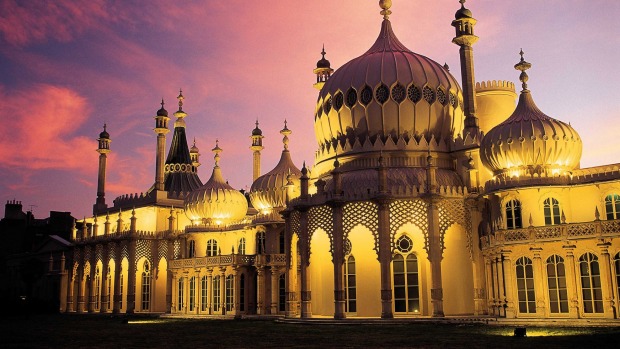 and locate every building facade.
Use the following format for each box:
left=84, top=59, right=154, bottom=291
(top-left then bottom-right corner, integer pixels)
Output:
left=61, top=1, right=620, bottom=319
